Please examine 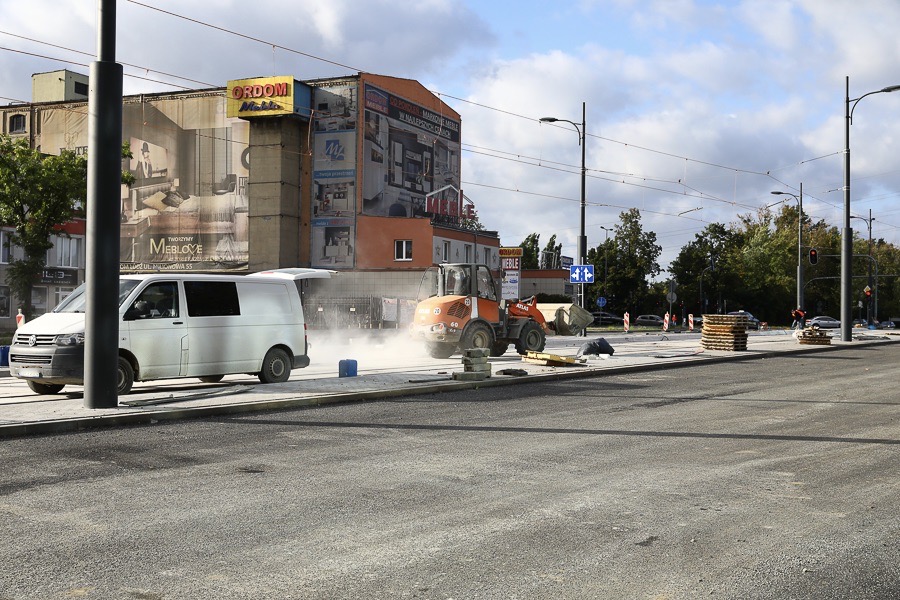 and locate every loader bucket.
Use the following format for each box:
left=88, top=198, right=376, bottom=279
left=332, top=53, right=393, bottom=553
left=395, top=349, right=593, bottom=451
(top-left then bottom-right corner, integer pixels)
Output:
left=536, top=303, right=594, bottom=336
